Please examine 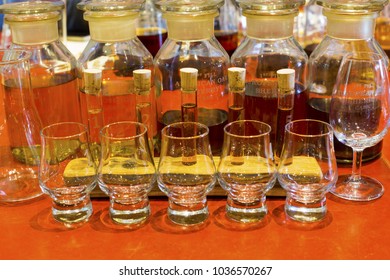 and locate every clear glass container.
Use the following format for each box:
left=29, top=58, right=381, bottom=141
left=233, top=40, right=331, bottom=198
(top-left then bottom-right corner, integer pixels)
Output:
left=214, top=0, right=240, bottom=56
left=0, top=49, right=43, bottom=203
left=136, top=0, right=167, bottom=57
left=295, top=0, right=326, bottom=56
left=155, top=0, right=230, bottom=155
left=76, top=0, right=156, bottom=151
left=375, top=3, right=390, bottom=57
left=308, top=0, right=388, bottom=163
left=231, top=0, right=307, bottom=153
left=0, top=1, right=82, bottom=130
